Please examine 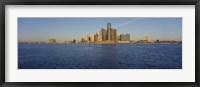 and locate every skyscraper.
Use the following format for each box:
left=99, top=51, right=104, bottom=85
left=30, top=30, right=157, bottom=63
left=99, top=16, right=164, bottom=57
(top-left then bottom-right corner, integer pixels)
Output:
left=145, top=35, right=151, bottom=42
left=113, top=29, right=117, bottom=41
left=107, top=30, right=110, bottom=41
left=85, top=35, right=89, bottom=42
left=110, top=28, right=114, bottom=41
left=107, top=22, right=112, bottom=41
left=98, top=31, right=102, bottom=42
left=101, top=28, right=106, bottom=41
left=120, top=34, right=125, bottom=41
left=90, top=35, right=95, bottom=42
left=125, top=34, right=130, bottom=41
left=94, top=34, right=98, bottom=42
